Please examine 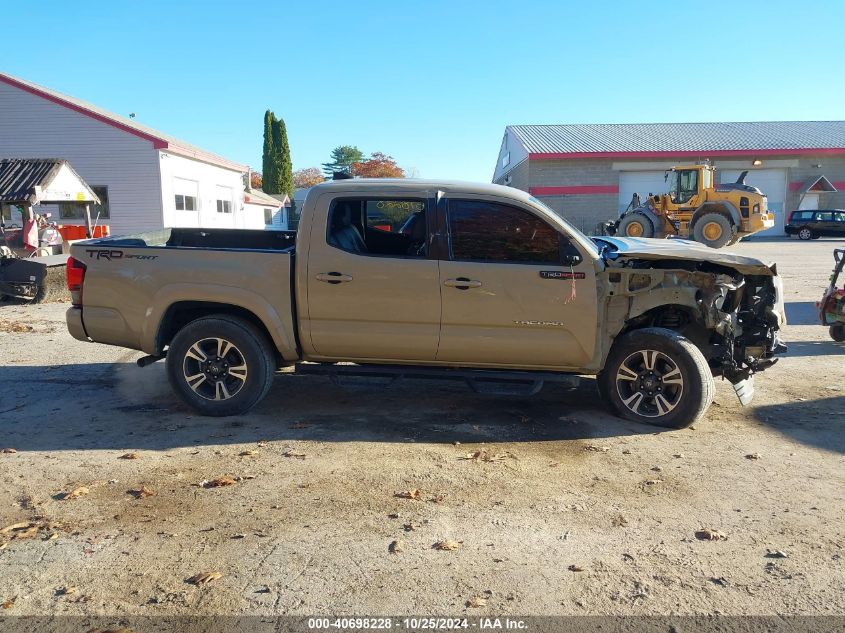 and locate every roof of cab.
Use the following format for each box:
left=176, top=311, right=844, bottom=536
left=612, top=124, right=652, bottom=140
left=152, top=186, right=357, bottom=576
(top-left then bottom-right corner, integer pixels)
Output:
left=310, top=178, right=535, bottom=202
